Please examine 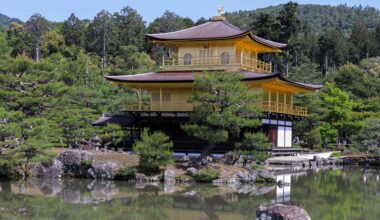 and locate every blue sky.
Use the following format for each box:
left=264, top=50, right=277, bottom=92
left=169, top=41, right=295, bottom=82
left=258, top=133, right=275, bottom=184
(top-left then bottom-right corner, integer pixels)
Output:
left=1, top=0, right=380, bottom=24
